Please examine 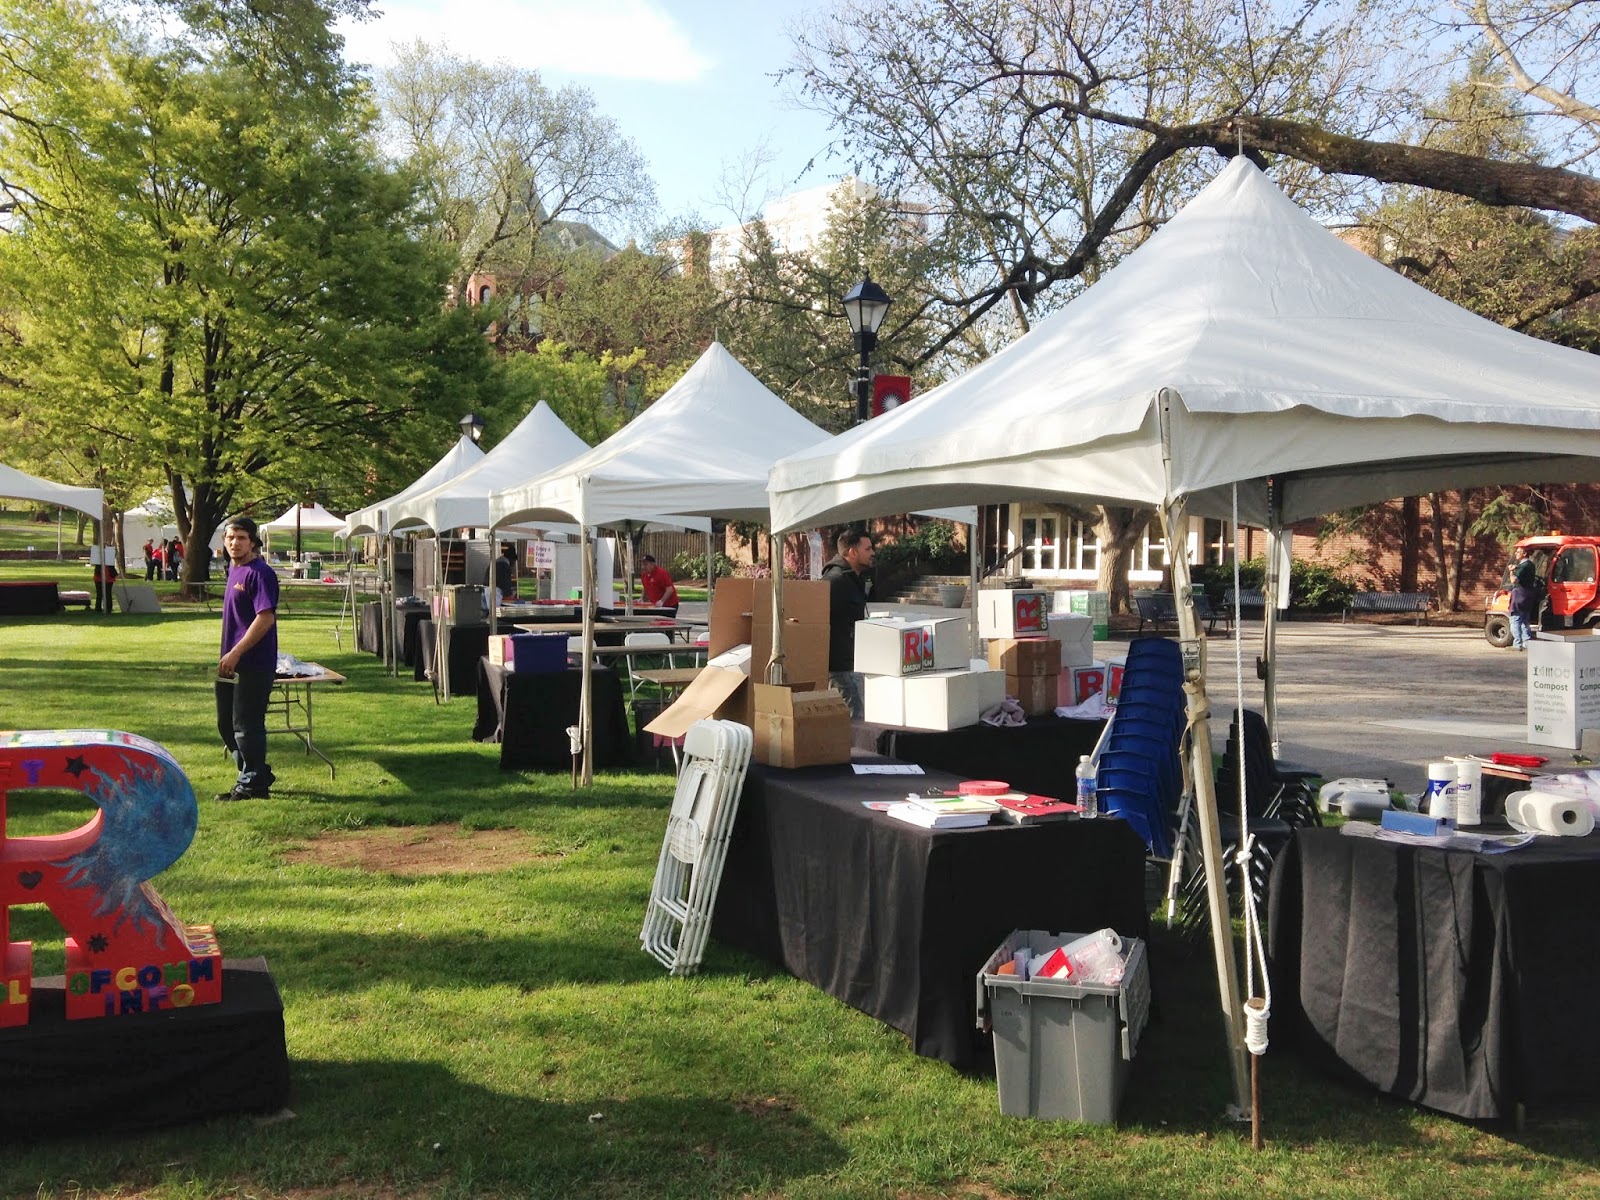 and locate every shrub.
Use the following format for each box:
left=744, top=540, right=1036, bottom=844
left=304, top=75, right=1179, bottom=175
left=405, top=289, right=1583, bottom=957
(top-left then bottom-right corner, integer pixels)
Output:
left=670, top=550, right=737, bottom=580
left=1190, top=556, right=1355, bottom=612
